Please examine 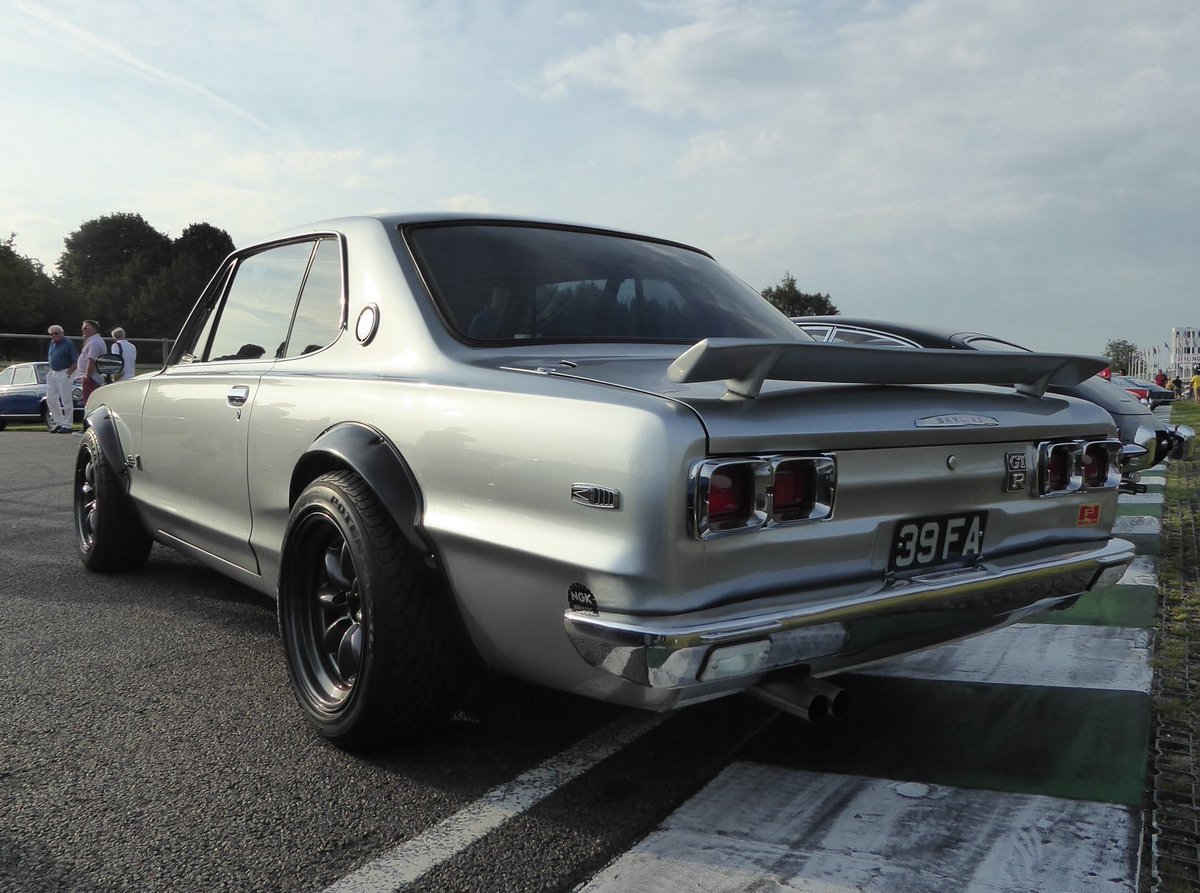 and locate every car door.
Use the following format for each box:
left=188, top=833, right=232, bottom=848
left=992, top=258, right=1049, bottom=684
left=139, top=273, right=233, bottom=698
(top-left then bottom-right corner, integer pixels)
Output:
left=136, top=240, right=320, bottom=573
